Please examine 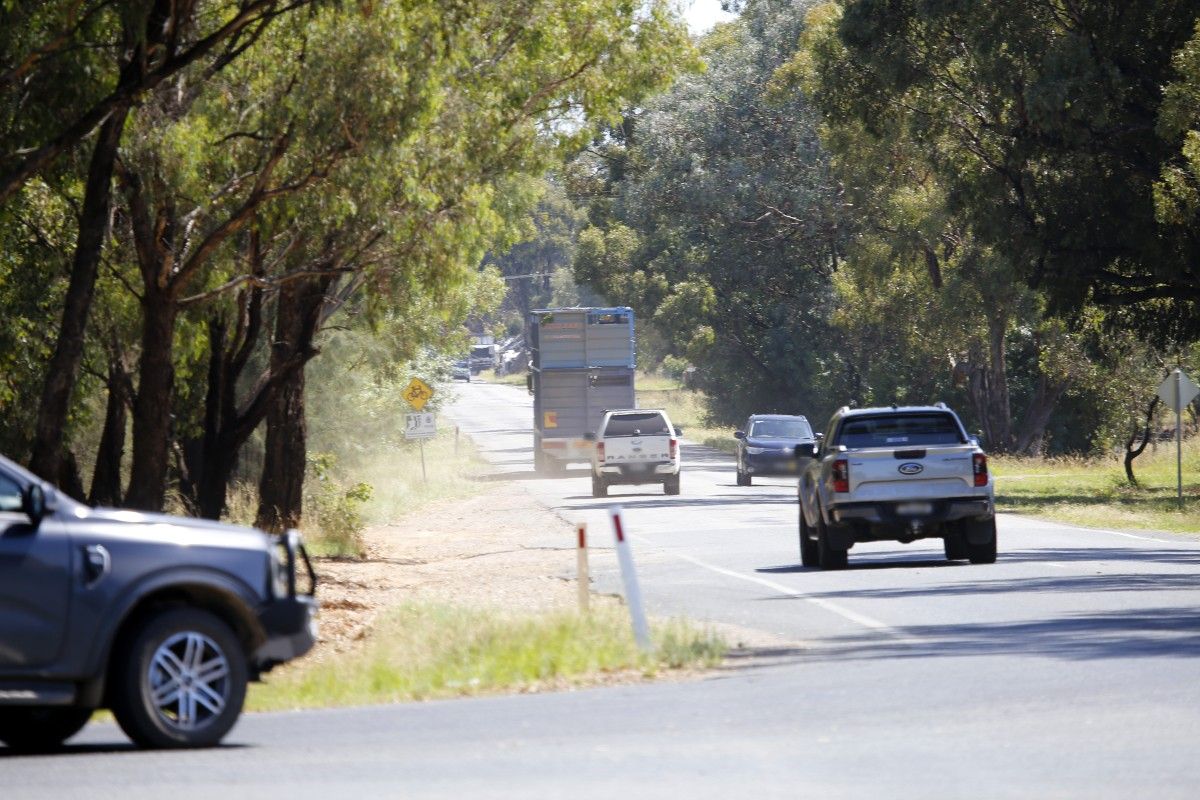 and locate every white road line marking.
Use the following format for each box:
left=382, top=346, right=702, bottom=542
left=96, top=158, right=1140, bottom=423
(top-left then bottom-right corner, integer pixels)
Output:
left=631, top=535, right=924, bottom=645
